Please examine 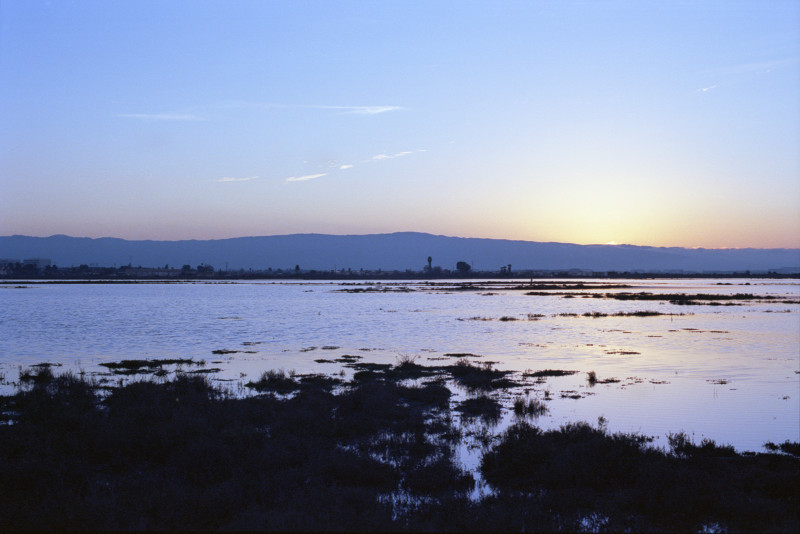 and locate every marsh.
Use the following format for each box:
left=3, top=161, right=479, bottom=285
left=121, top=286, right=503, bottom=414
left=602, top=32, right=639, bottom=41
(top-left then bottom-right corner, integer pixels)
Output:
left=1, top=278, right=796, bottom=453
